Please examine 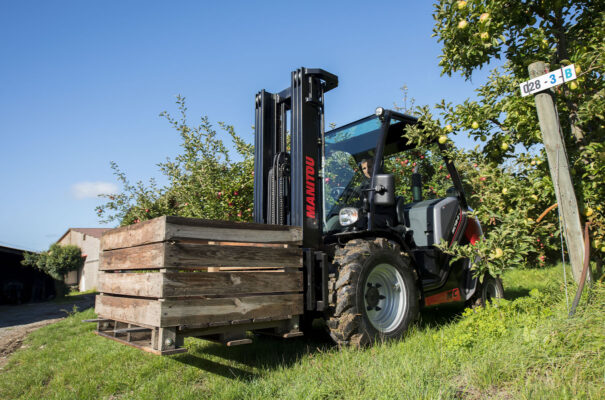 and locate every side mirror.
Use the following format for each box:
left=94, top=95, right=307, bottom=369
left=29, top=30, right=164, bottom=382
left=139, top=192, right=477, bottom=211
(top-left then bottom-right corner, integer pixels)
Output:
left=373, top=174, right=395, bottom=206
